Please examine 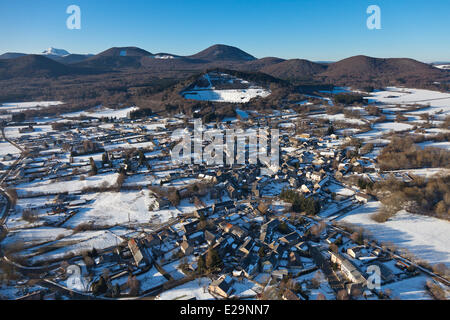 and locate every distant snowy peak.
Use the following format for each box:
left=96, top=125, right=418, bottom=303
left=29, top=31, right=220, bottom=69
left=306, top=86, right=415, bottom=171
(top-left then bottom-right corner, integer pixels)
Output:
left=42, top=47, right=70, bottom=56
